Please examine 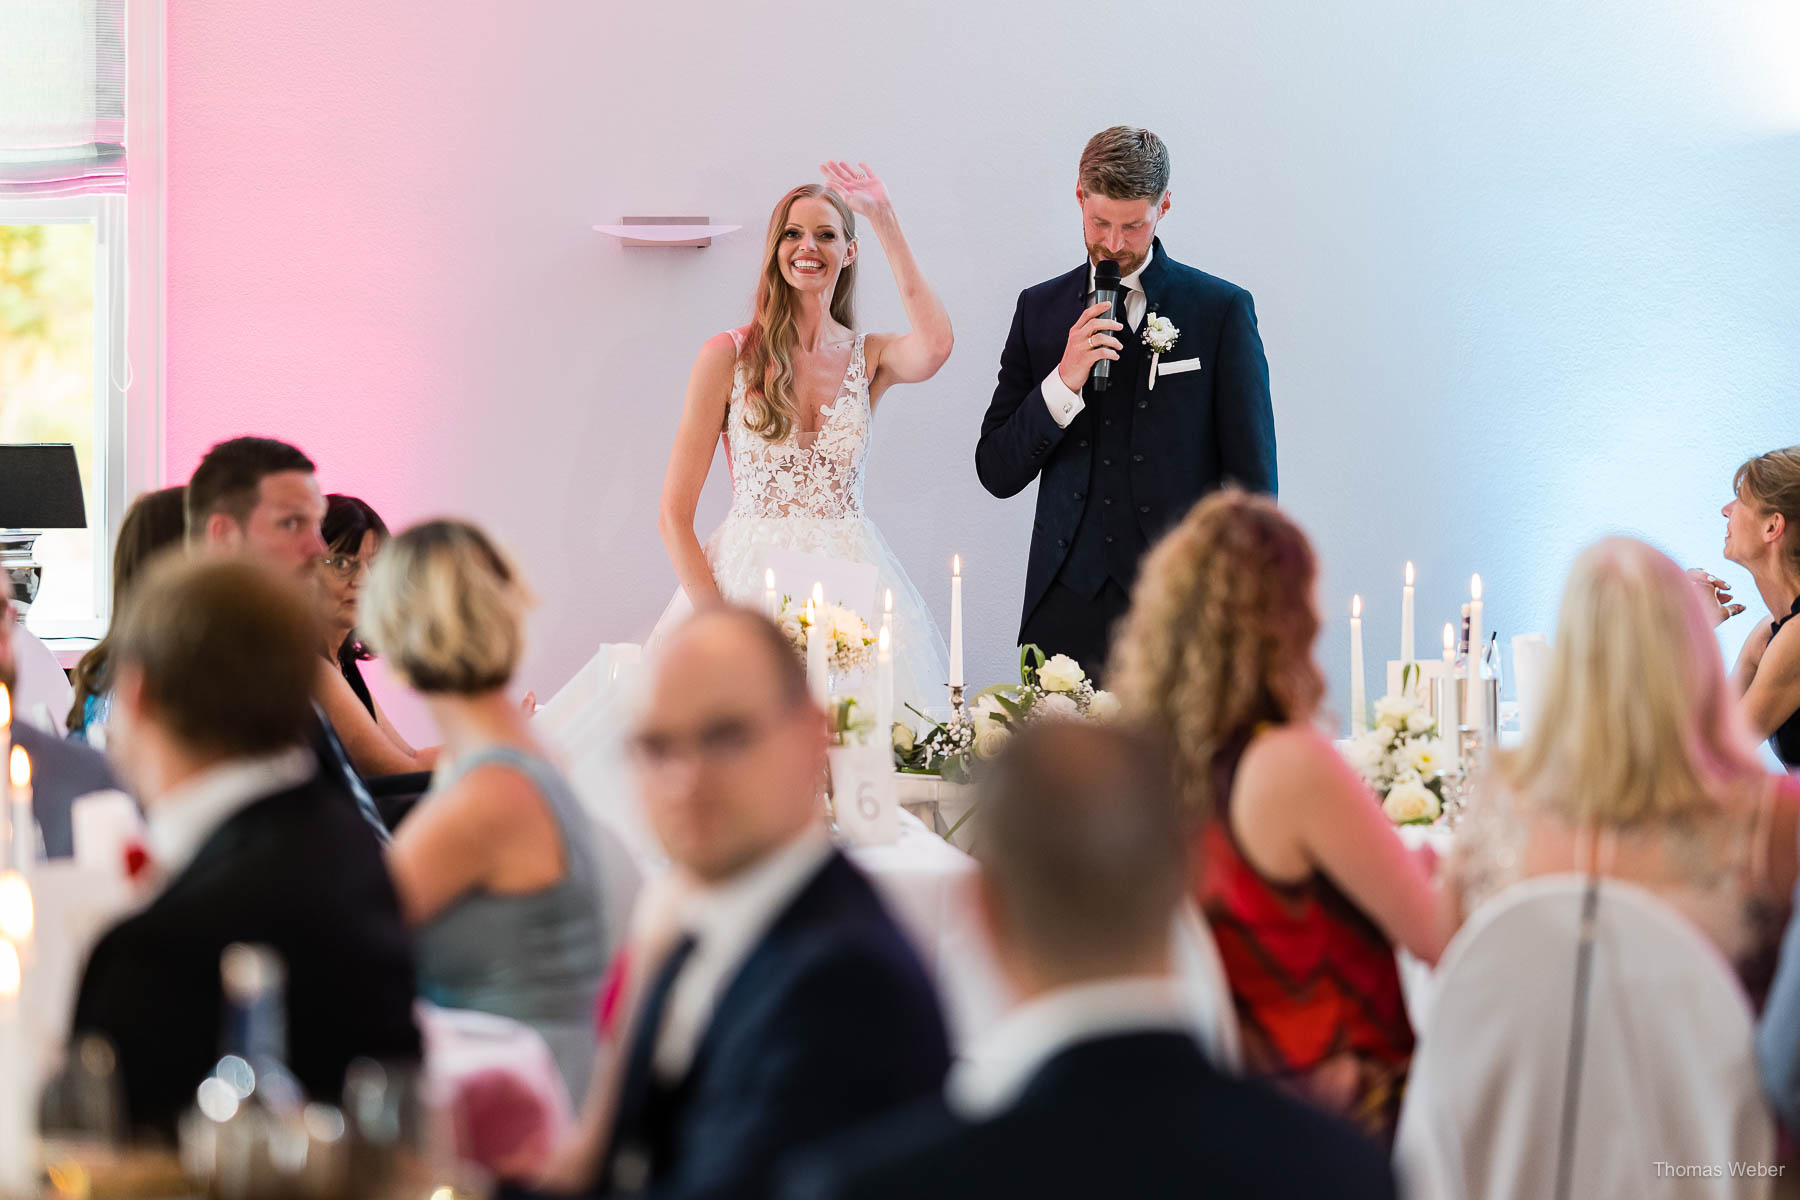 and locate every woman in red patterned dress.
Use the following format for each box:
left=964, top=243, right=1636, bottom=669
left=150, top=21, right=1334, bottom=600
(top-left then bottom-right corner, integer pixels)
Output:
left=1110, top=489, right=1451, bottom=1142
